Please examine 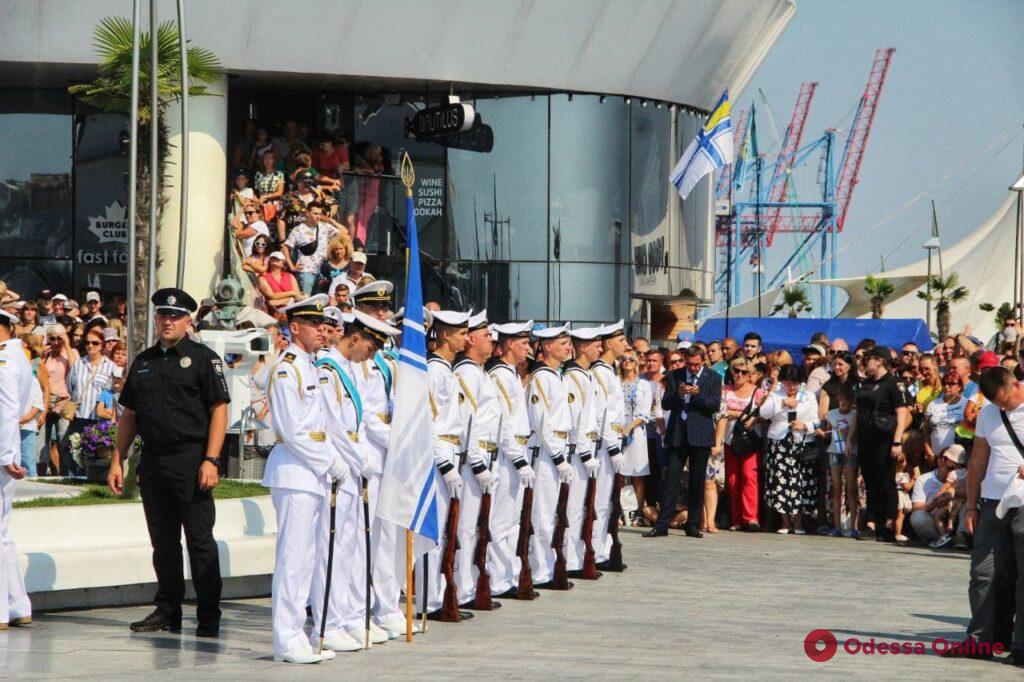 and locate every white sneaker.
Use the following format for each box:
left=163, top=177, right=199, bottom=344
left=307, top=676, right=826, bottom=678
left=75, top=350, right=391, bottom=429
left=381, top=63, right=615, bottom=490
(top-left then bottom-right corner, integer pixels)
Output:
left=378, top=617, right=422, bottom=639
left=793, top=529, right=806, bottom=536
left=321, top=631, right=362, bottom=652
left=274, top=647, right=333, bottom=664
left=776, top=528, right=790, bottom=535
left=369, top=622, right=390, bottom=643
